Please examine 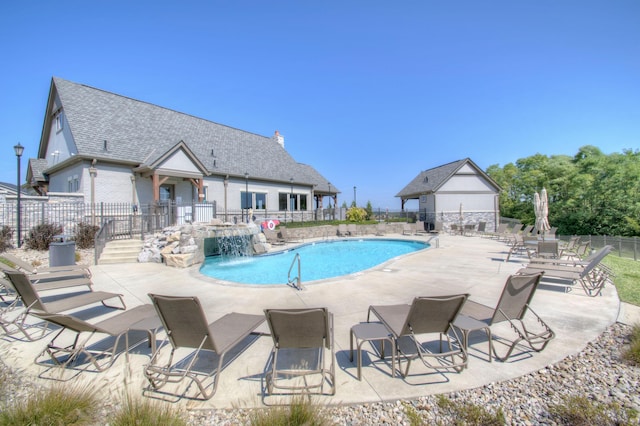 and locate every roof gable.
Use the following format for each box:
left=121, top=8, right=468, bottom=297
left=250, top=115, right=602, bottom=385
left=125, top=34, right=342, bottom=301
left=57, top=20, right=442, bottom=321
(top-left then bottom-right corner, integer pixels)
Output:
left=37, top=77, right=331, bottom=187
left=395, top=158, right=501, bottom=198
